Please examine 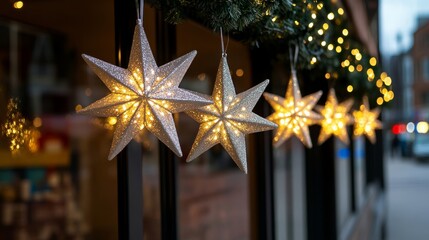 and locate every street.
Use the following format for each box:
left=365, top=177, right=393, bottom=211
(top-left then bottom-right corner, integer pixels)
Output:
left=387, top=156, right=429, bottom=240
